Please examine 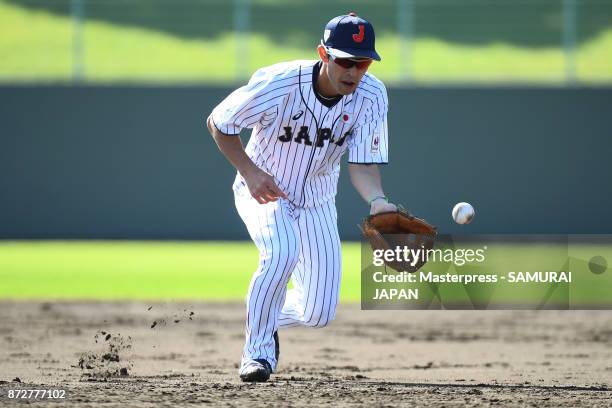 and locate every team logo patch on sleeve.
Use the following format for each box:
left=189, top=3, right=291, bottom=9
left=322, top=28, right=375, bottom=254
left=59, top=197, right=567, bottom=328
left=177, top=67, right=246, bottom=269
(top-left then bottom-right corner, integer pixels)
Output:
left=371, top=132, right=380, bottom=153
